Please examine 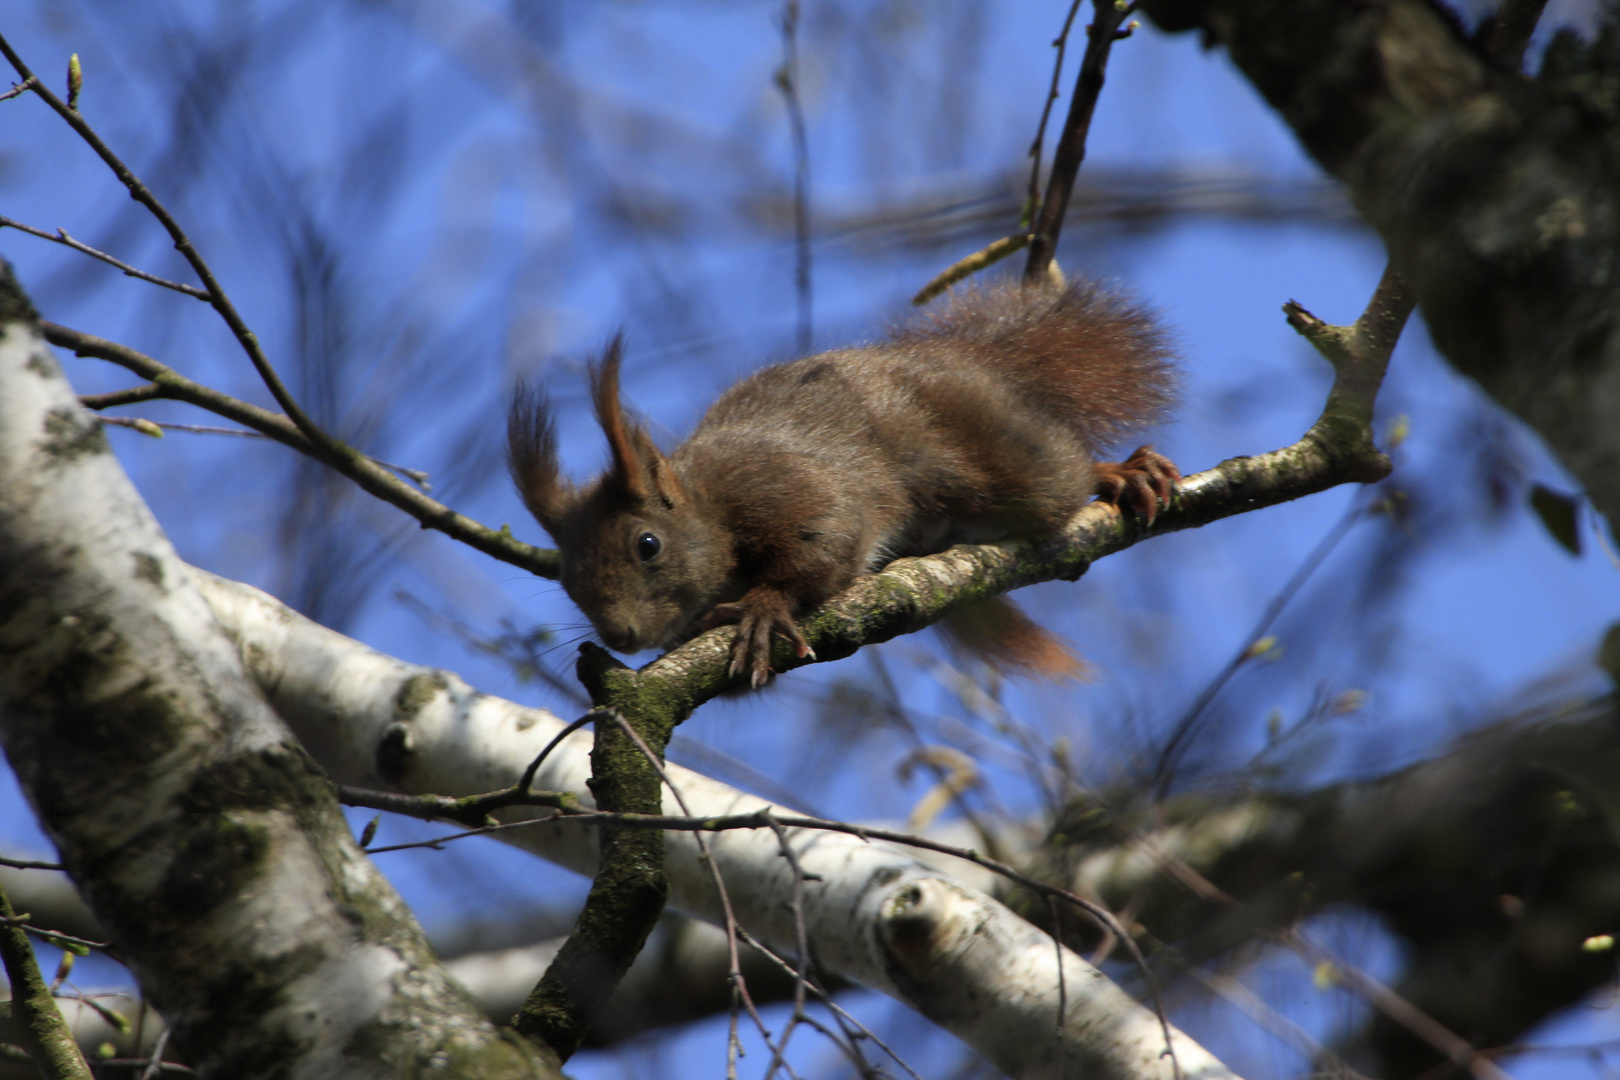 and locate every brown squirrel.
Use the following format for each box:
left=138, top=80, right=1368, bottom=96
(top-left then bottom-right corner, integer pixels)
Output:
left=508, top=277, right=1179, bottom=687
